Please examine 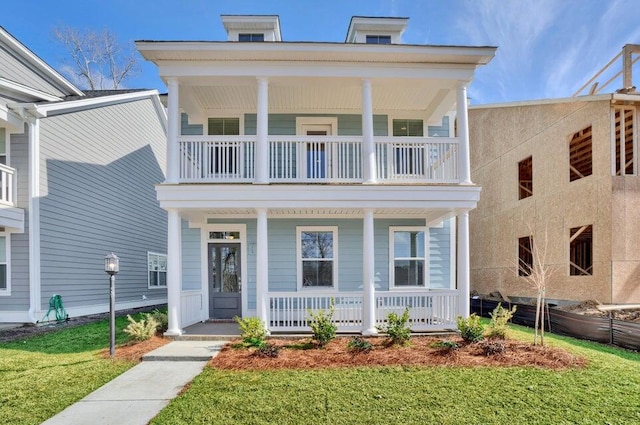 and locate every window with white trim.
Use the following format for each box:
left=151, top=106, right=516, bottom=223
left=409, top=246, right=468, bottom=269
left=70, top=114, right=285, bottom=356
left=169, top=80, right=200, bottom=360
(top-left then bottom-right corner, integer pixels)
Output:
left=0, top=234, right=7, bottom=293
left=366, top=35, right=391, bottom=44
left=238, top=33, right=265, bottom=42
left=148, top=252, right=167, bottom=288
left=297, top=227, right=337, bottom=288
left=390, top=227, right=426, bottom=287
left=0, top=128, right=7, bottom=165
